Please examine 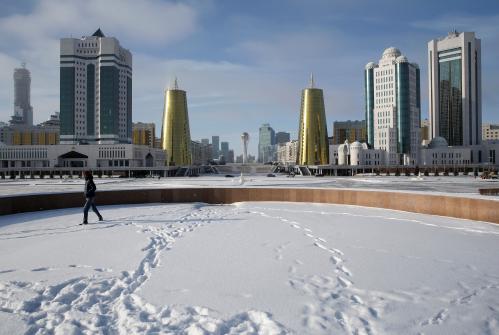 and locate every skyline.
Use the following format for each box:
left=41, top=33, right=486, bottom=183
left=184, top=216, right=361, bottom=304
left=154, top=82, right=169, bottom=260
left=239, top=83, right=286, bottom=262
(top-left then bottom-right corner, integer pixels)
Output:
left=0, top=0, right=499, bottom=156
